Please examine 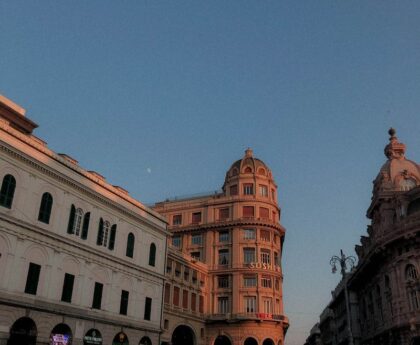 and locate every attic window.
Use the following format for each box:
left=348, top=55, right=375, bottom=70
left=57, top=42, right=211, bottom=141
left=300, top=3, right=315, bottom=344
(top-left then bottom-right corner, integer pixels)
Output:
left=244, top=167, right=252, bottom=173
left=258, top=168, right=266, bottom=175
